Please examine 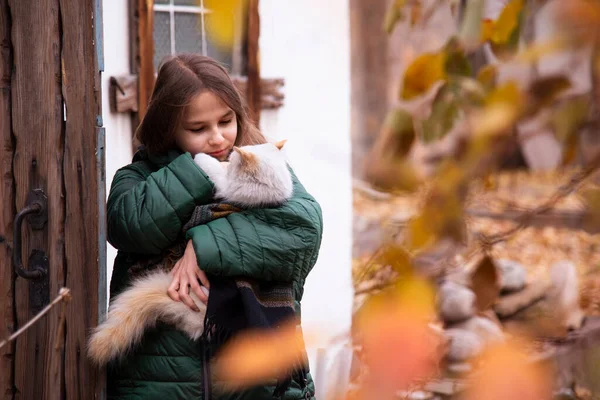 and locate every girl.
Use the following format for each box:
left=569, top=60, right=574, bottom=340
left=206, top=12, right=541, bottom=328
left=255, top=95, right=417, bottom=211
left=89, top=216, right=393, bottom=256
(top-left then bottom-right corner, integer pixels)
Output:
left=105, top=54, right=322, bottom=400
